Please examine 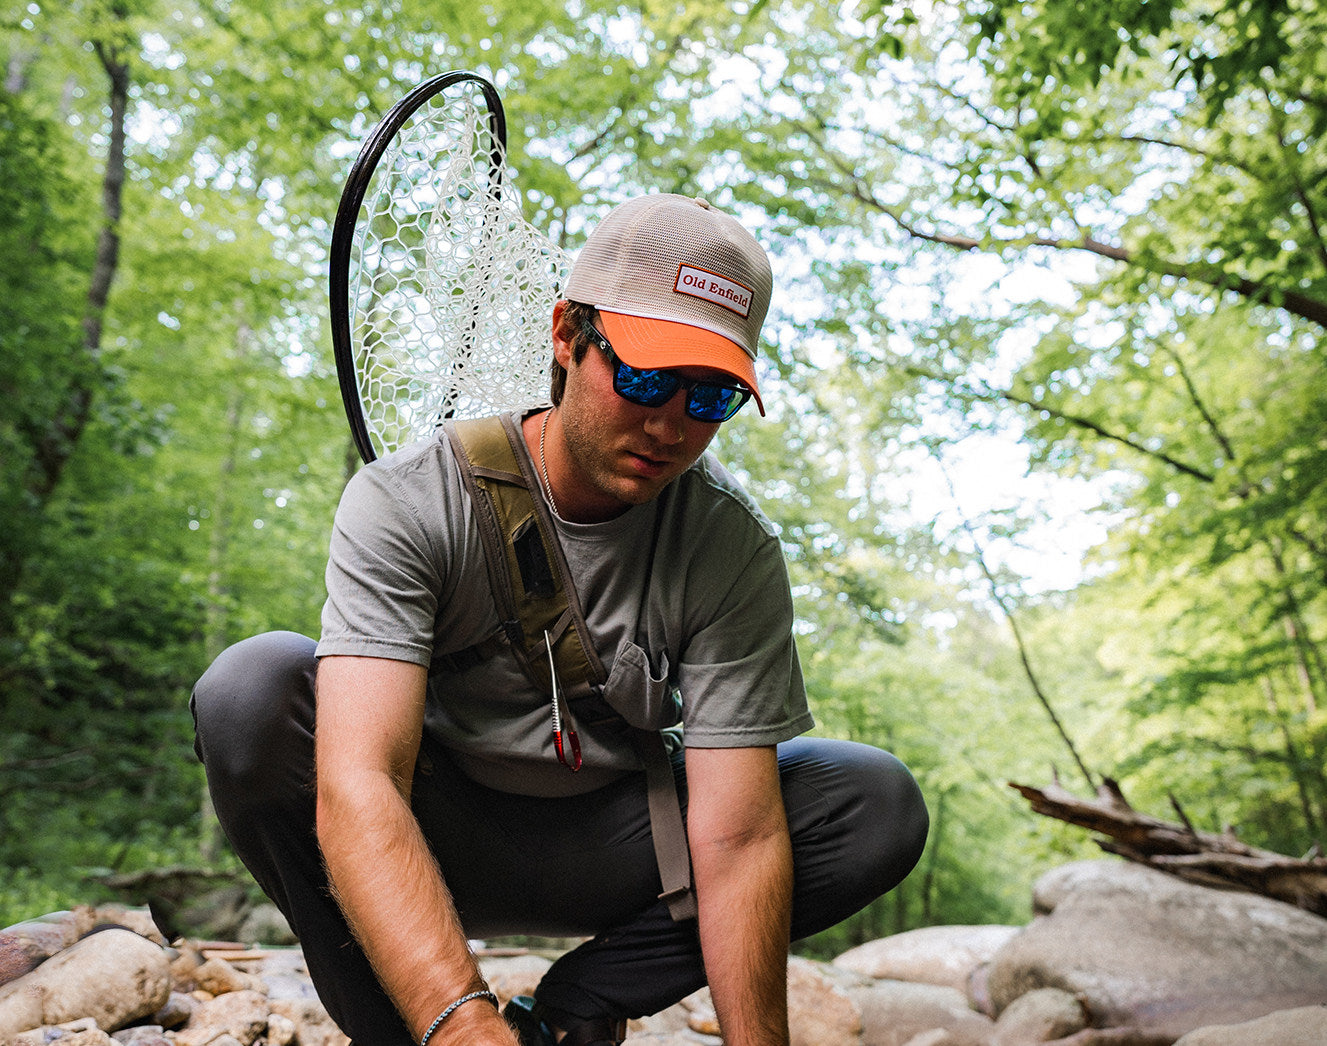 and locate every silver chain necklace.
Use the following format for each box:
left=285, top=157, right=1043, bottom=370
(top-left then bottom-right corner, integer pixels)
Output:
left=538, top=408, right=560, bottom=518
